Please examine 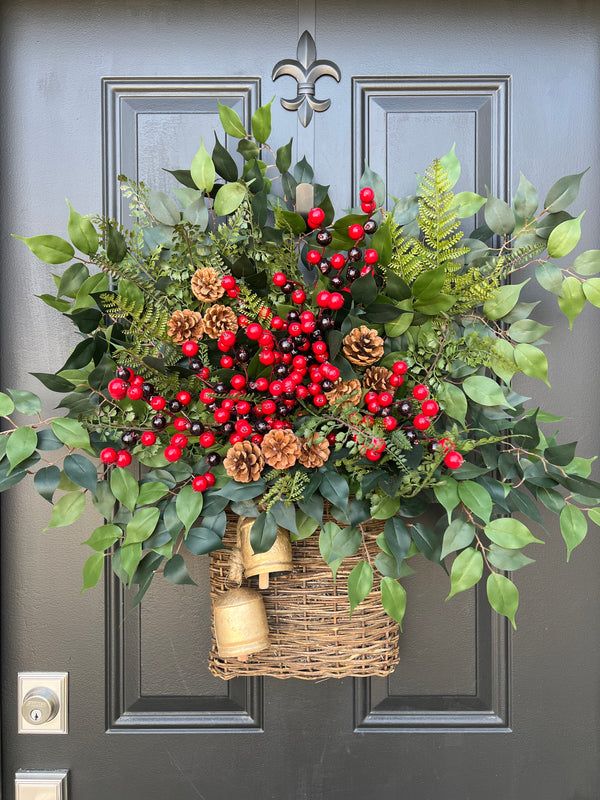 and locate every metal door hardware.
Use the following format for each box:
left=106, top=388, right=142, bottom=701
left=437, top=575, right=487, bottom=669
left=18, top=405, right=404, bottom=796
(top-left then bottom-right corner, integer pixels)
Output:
left=15, top=770, right=69, bottom=800
left=18, top=672, right=68, bottom=734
